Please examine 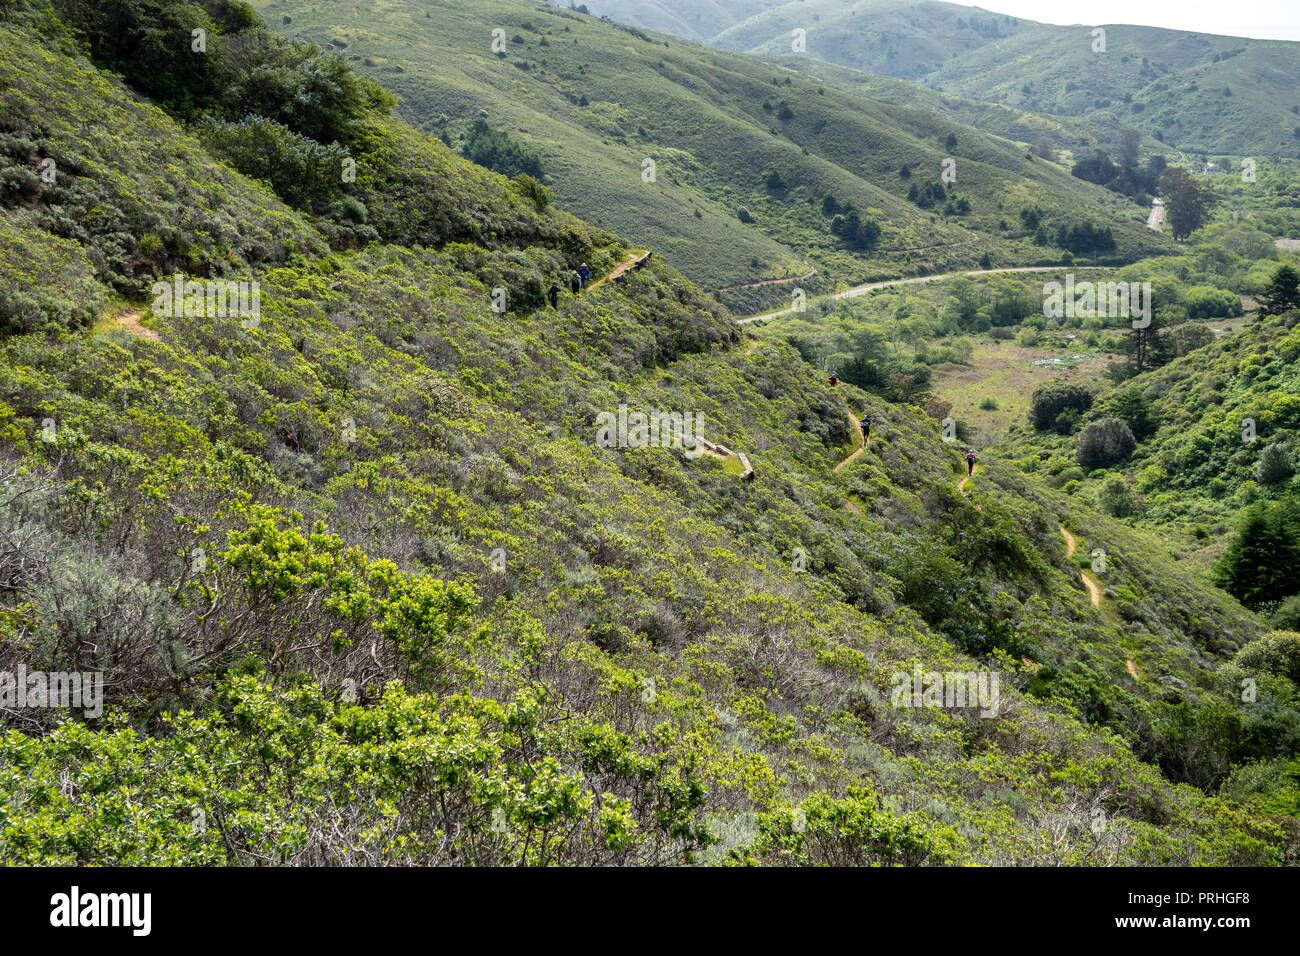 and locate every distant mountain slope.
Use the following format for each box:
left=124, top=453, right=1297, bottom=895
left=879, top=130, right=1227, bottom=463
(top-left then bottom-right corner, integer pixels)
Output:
left=256, top=0, right=1172, bottom=315
left=566, top=0, right=1300, bottom=156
